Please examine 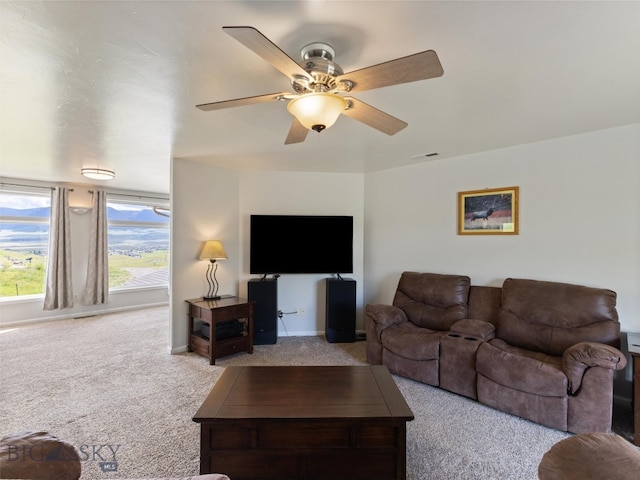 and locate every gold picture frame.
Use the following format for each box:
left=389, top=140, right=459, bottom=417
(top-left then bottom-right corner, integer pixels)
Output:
left=458, top=186, right=519, bottom=235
